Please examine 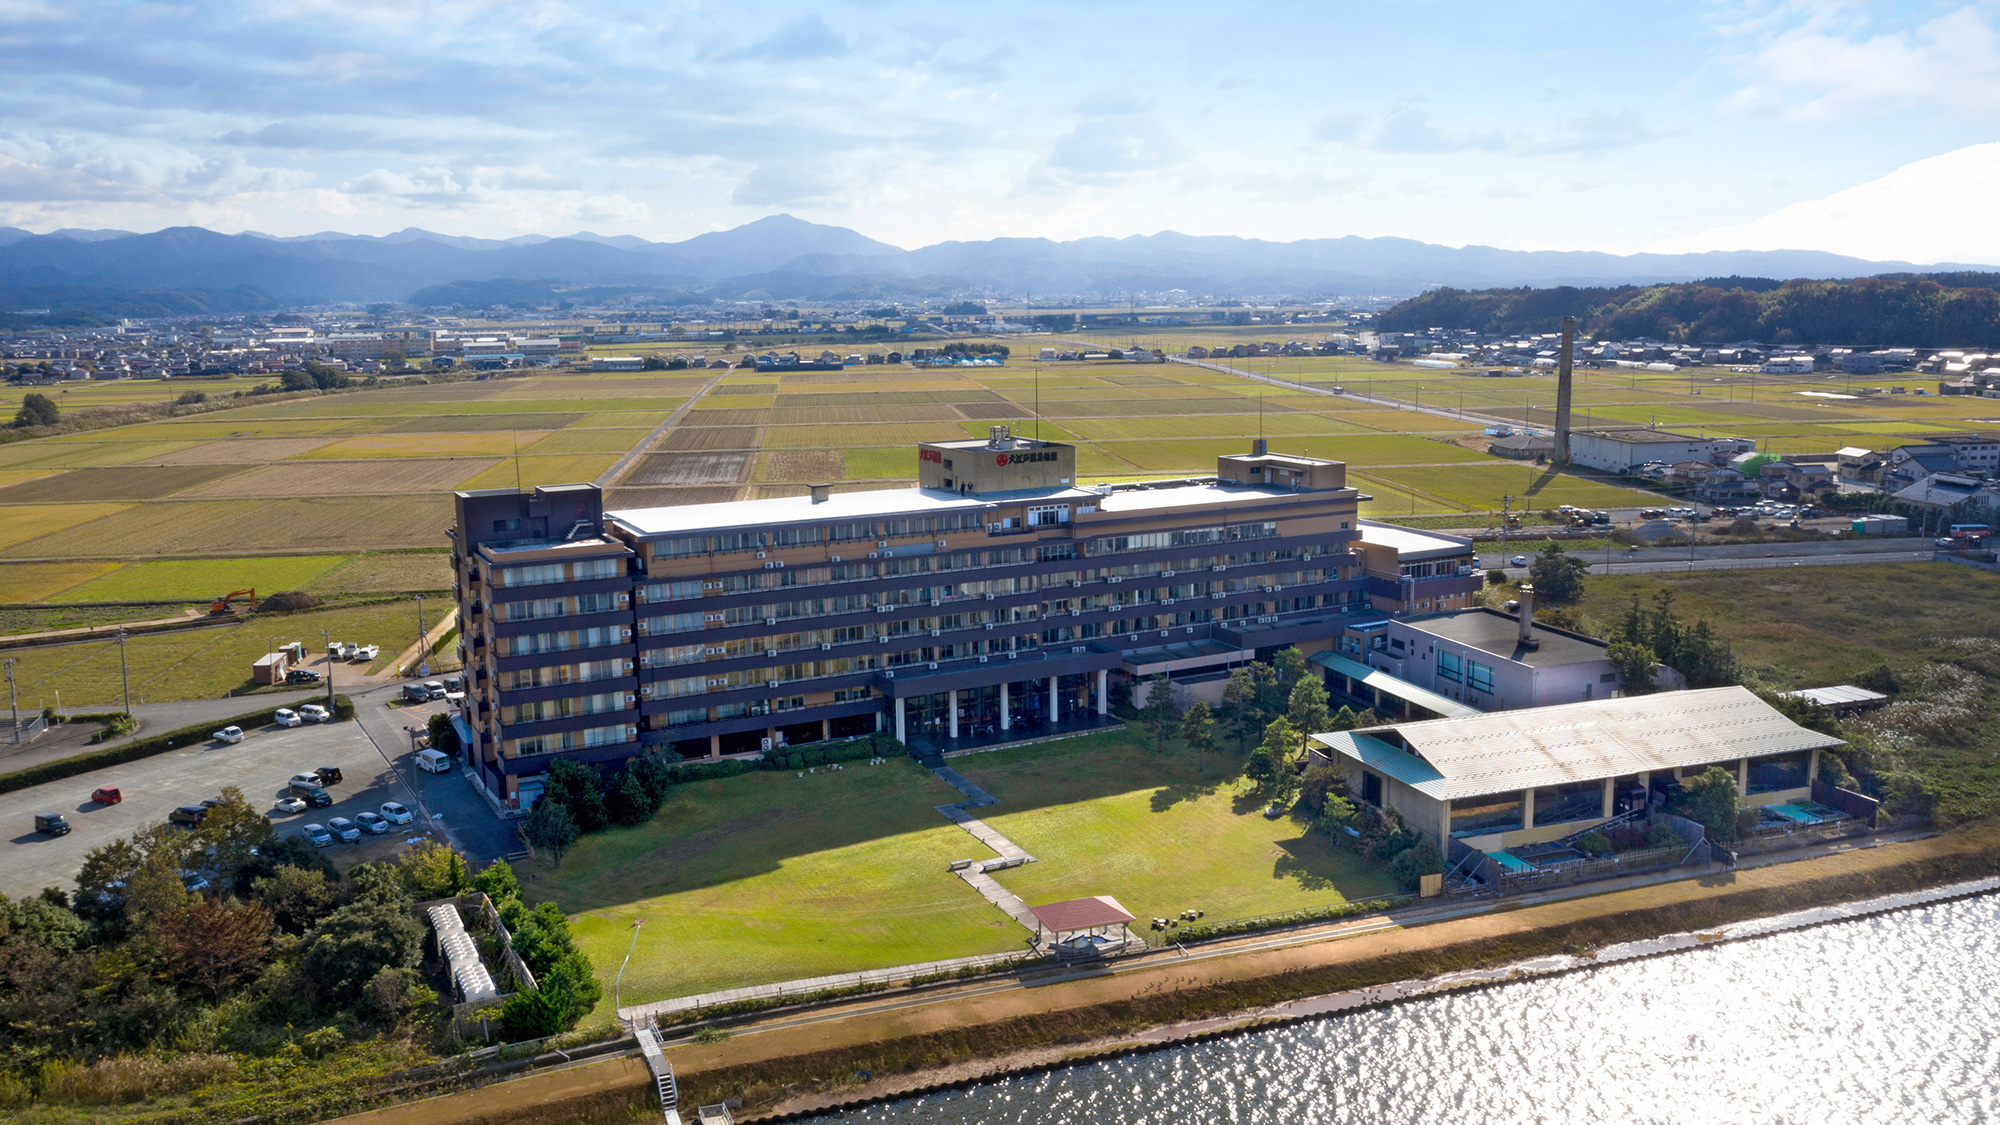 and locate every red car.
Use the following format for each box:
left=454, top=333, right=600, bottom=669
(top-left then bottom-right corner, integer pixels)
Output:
left=91, top=786, right=122, bottom=805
